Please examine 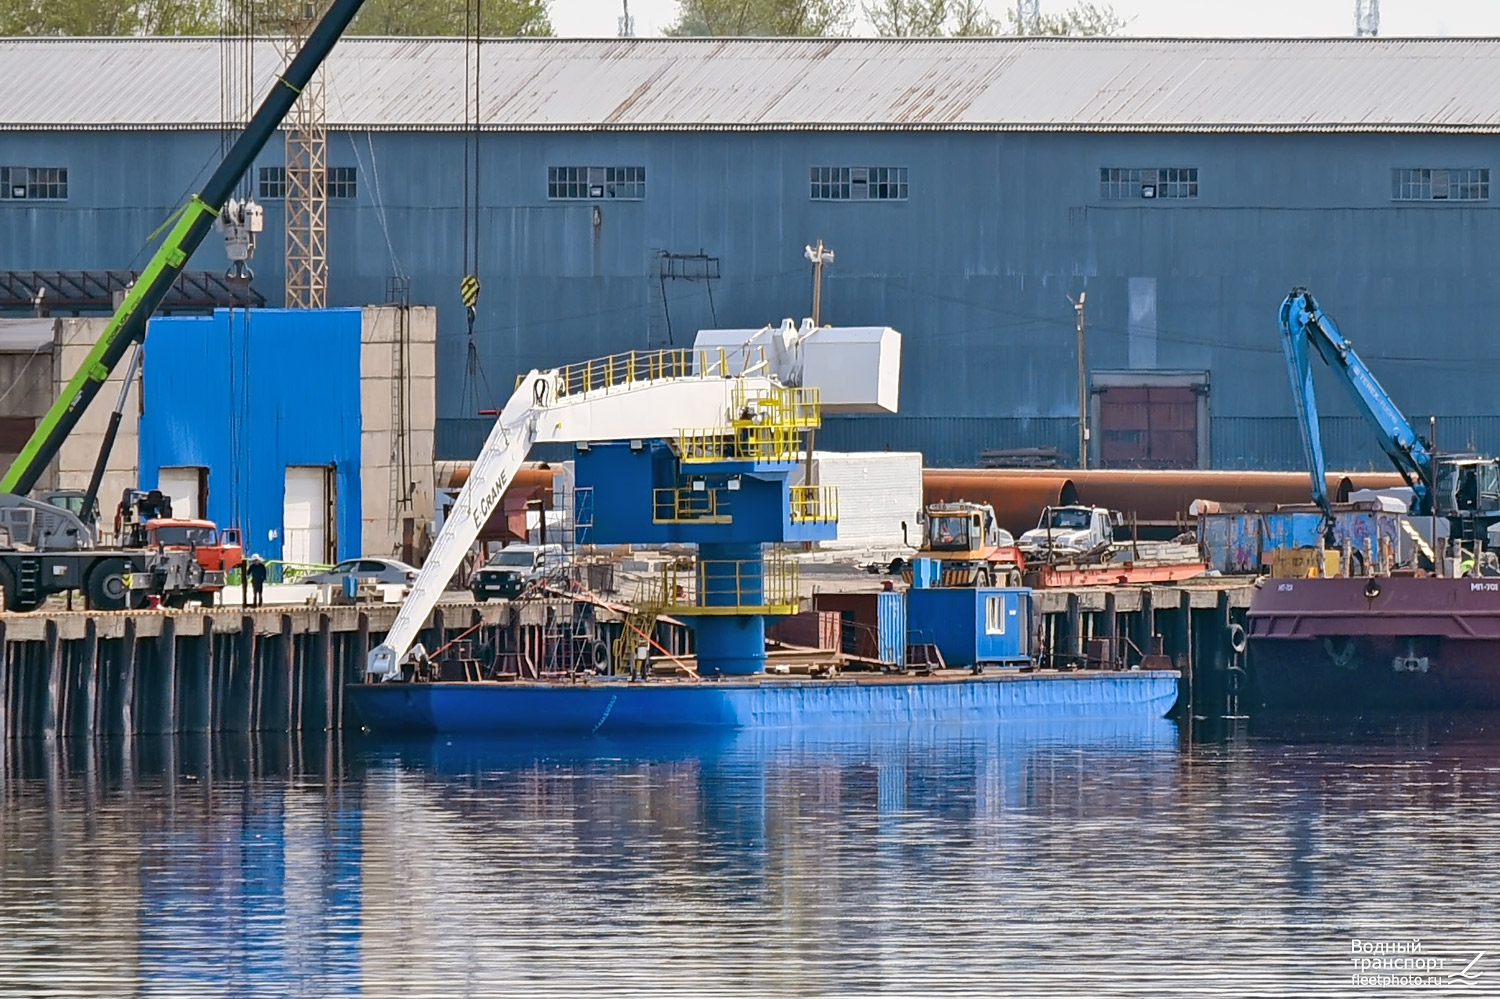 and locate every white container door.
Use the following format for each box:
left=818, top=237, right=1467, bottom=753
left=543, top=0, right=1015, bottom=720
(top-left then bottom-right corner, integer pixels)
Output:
left=158, top=466, right=204, bottom=520
left=283, top=465, right=329, bottom=566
